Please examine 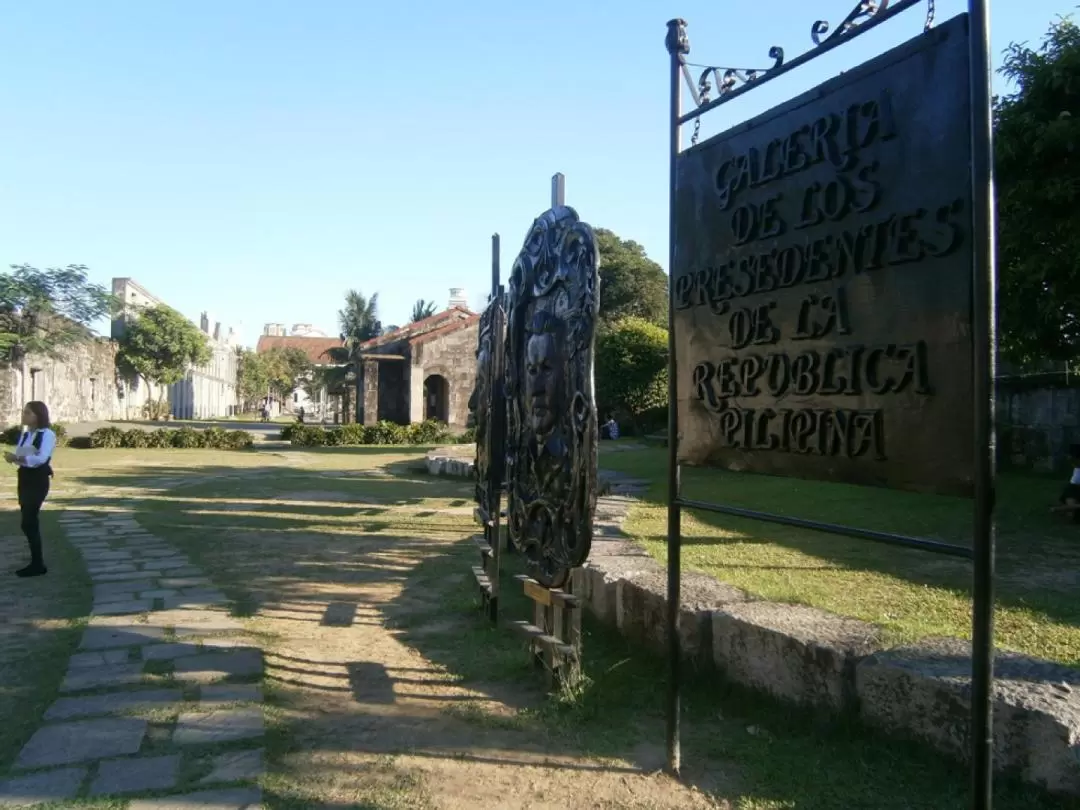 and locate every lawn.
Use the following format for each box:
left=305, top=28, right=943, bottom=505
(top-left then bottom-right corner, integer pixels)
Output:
left=600, top=444, right=1080, bottom=665
left=0, top=443, right=1072, bottom=807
